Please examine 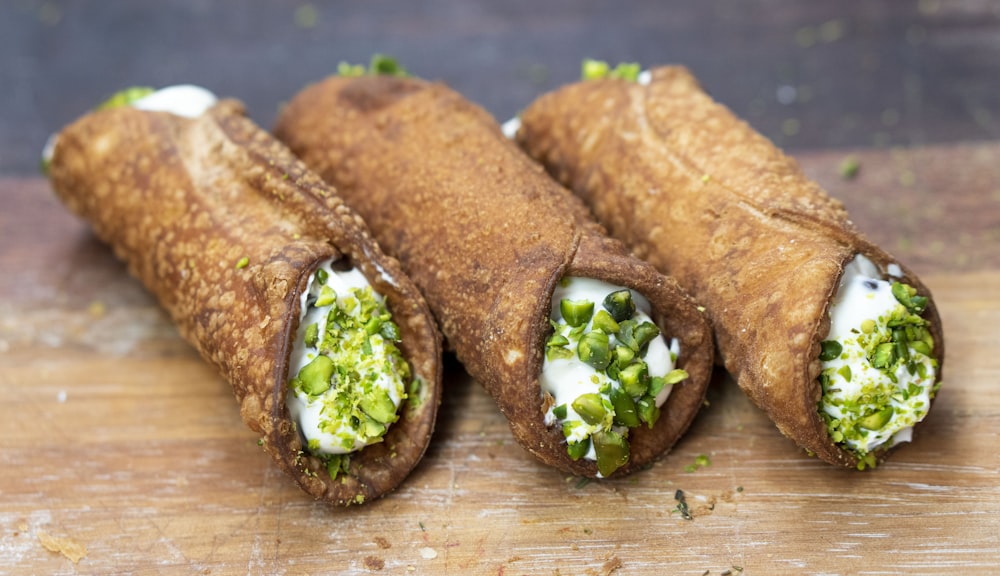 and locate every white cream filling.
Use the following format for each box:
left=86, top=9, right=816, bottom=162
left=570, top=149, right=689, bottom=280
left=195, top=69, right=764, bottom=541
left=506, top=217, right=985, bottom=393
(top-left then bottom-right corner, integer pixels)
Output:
left=286, top=259, right=407, bottom=455
left=501, top=116, right=521, bottom=139
left=131, top=84, right=218, bottom=118
left=820, top=254, right=936, bottom=454
left=541, top=277, right=679, bottom=462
